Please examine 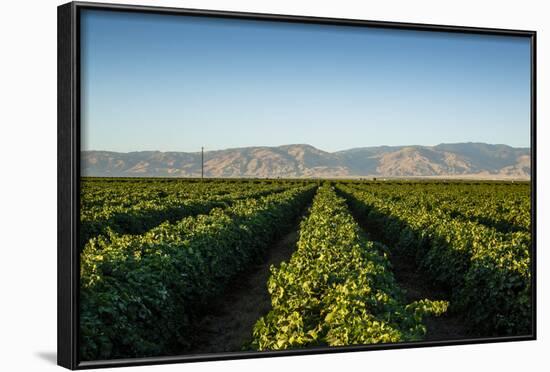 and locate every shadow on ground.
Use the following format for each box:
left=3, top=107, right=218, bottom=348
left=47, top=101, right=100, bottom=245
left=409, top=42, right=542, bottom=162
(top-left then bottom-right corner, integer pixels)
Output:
left=36, top=351, right=57, bottom=365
